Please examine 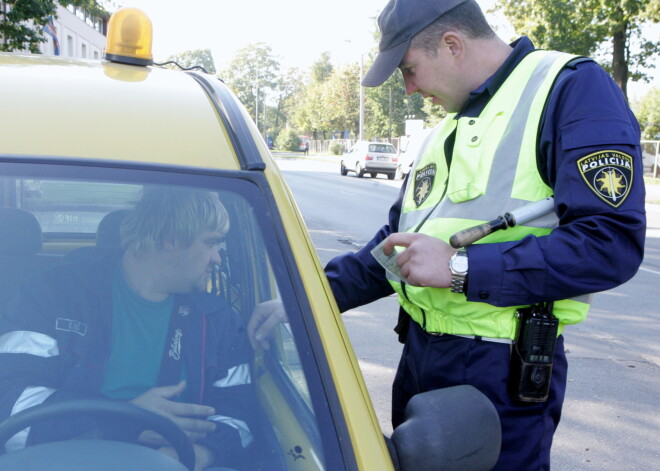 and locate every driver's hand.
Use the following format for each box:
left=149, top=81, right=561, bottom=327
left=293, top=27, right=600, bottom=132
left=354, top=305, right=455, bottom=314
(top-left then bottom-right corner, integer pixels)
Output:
left=247, top=299, right=288, bottom=350
left=130, top=381, right=216, bottom=444
left=158, top=444, right=214, bottom=471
